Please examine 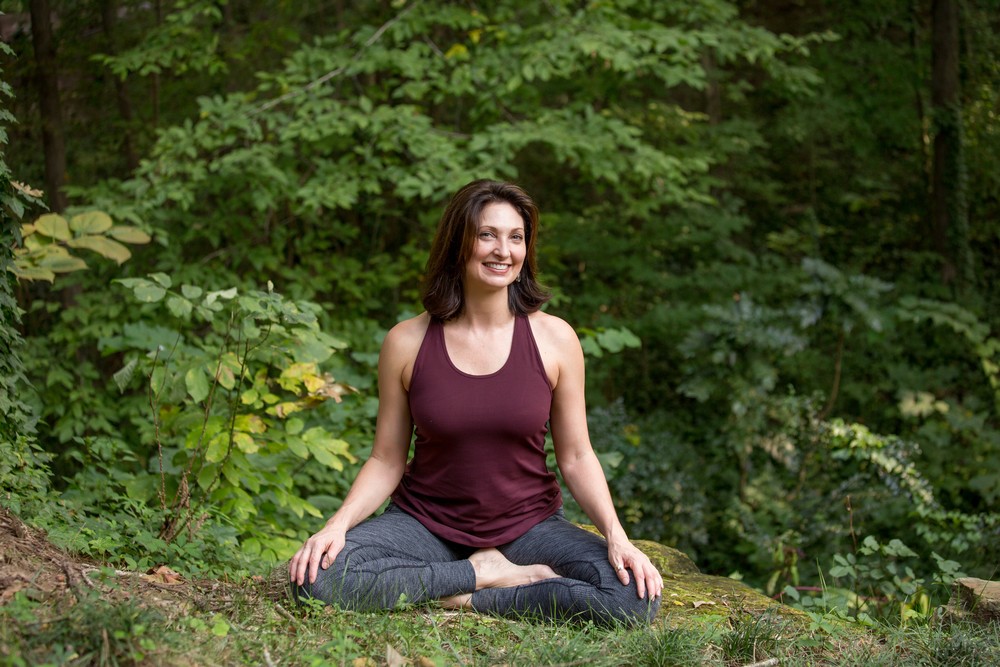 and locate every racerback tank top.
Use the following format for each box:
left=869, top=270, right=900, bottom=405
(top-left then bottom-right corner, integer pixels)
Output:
left=390, top=315, right=562, bottom=547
